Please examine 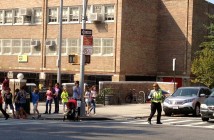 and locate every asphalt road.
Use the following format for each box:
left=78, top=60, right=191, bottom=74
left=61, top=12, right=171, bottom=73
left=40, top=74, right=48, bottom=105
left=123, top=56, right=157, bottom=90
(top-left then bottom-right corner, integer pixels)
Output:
left=0, top=118, right=213, bottom=140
